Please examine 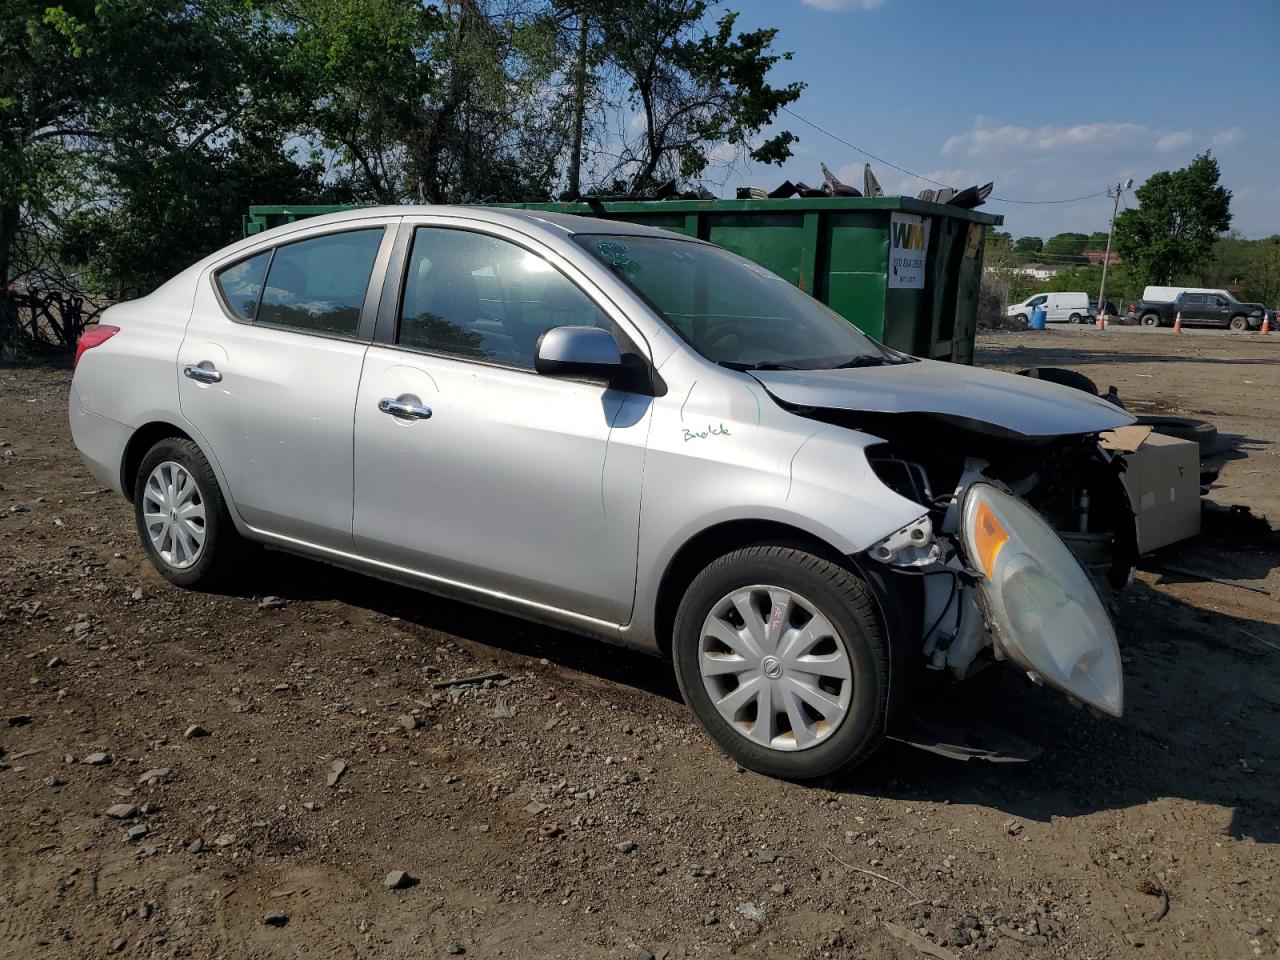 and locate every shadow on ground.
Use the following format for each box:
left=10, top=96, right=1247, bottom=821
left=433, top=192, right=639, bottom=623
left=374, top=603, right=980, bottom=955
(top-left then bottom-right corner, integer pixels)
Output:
left=223, top=538, right=1280, bottom=846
